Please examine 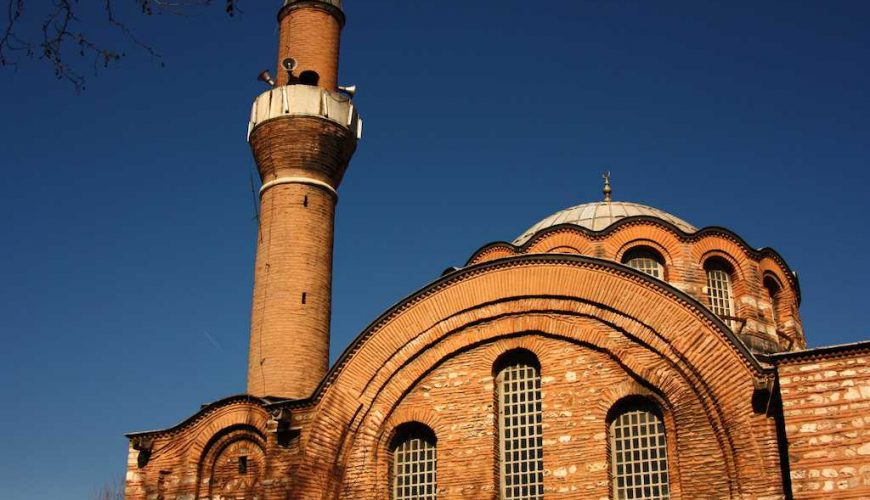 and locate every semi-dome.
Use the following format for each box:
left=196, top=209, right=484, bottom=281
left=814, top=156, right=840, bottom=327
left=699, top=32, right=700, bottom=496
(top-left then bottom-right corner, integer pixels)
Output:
left=513, top=201, right=697, bottom=245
